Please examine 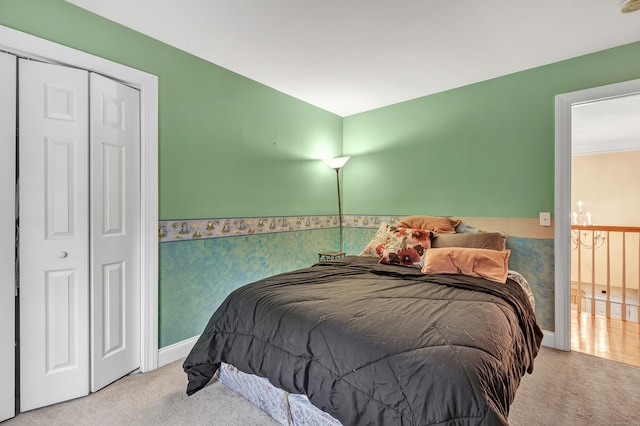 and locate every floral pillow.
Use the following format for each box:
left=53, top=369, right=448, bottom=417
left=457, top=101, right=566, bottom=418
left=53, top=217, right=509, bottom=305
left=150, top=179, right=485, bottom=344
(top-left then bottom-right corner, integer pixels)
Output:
left=359, top=222, right=396, bottom=257
left=379, top=227, right=433, bottom=268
